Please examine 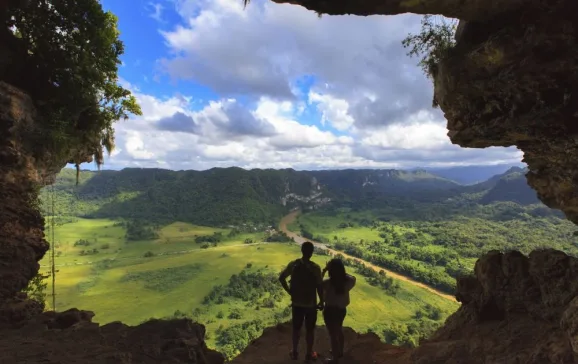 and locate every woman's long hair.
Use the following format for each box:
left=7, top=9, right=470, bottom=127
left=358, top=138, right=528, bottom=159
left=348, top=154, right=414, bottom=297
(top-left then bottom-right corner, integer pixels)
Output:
left=328, top=258, right=347, bottom=295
